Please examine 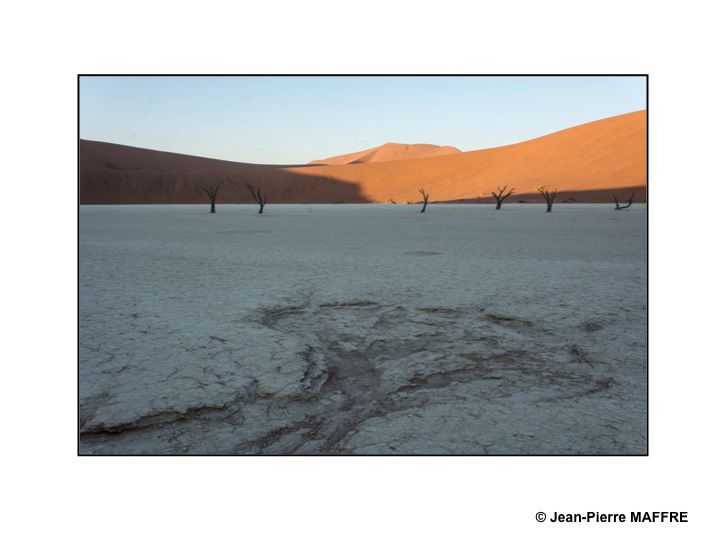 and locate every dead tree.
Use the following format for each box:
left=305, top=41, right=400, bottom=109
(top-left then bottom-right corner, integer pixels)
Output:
left=613, top=192, right=635, bottom=210
left=491, top=185, right=515, bottom=210
left=537, top=186, right=558, bottom=213
left=418, top=188, right=430, bottom=213
left=199, top=181, right=223, bottom=213
left=246, top=183, right=268, bottom=214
